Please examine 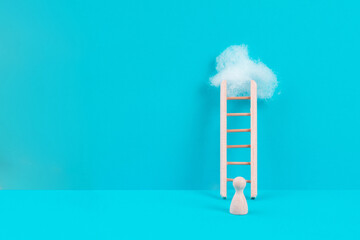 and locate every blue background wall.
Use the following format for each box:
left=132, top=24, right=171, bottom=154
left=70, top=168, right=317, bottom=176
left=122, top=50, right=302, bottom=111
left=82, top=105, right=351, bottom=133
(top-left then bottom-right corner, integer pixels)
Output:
left=0, top=0, right=359, bottom=189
